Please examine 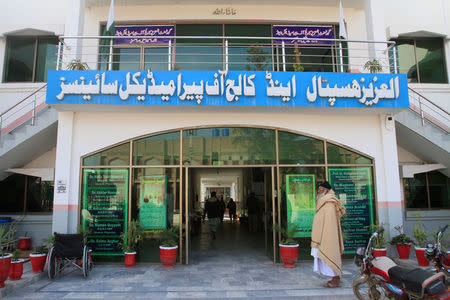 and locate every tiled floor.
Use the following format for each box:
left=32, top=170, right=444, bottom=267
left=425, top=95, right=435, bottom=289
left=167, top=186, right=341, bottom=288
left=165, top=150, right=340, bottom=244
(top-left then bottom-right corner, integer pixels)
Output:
left=5, top=221, right=359, bottom=299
